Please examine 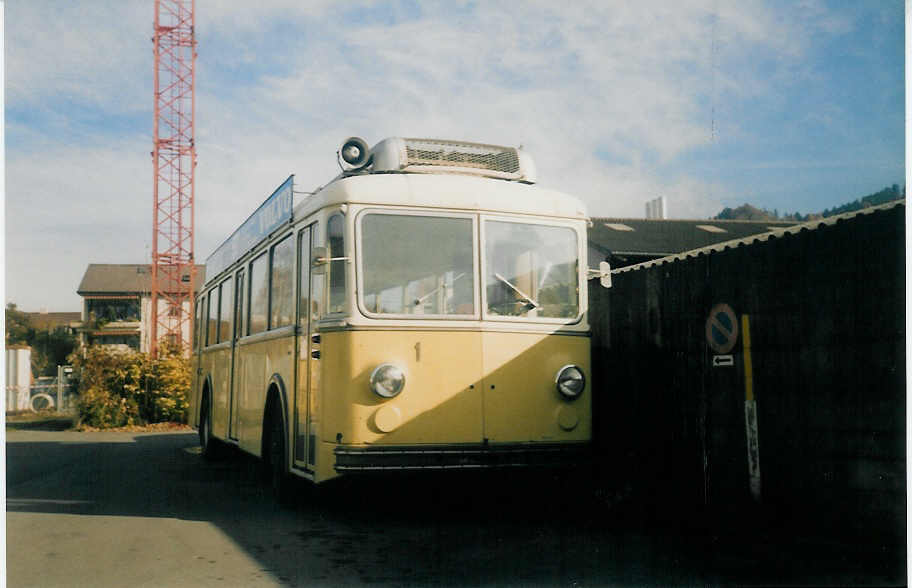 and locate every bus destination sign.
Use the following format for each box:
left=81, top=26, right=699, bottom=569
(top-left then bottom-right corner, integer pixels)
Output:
left=205, top=175, right=294, bottom=282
